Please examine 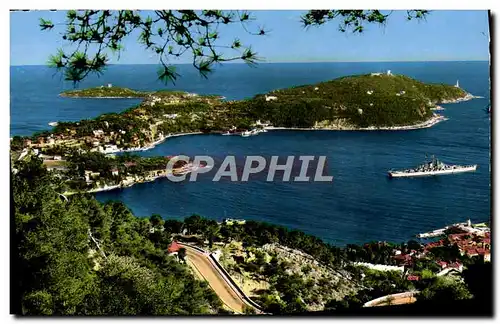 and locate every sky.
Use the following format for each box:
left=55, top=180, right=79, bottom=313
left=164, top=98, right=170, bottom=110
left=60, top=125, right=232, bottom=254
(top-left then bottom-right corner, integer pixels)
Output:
left=10, top=10, right=490, bottom=66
